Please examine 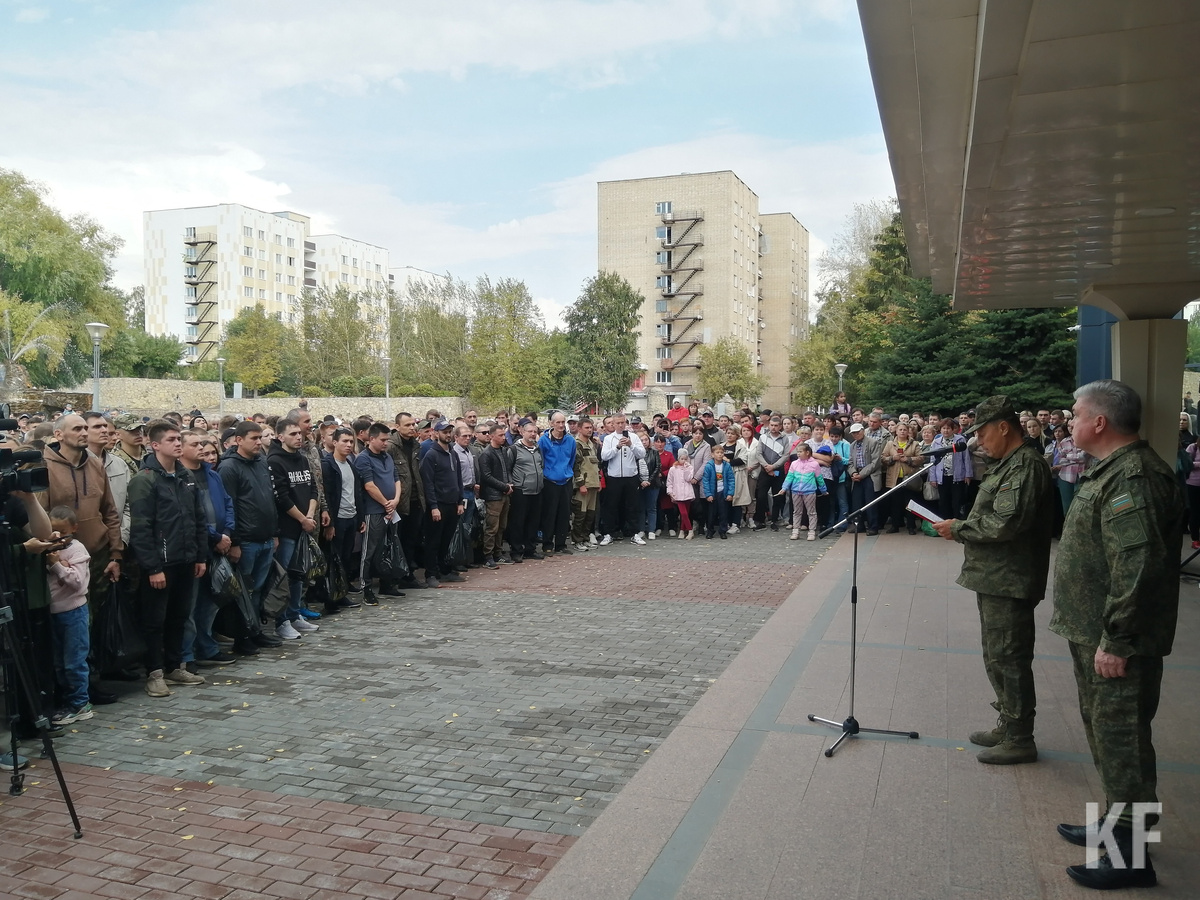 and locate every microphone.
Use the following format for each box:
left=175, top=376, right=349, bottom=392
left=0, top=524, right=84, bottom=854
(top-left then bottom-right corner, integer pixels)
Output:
left=917, top=444, right=956, bottom=459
